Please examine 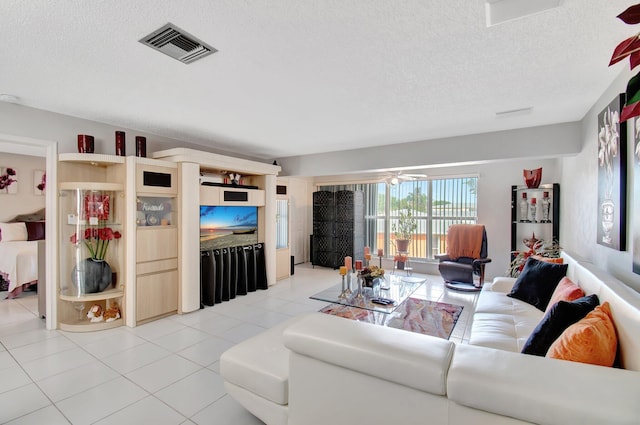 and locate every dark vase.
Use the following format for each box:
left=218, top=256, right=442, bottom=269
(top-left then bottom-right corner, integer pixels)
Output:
left=135, top=136, right=146, bottom=157
left=71, top=258, right=112, bottom=294
left=77, top=135, right=95, bottom=153
left=115, top=131, right=126, bottom=156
